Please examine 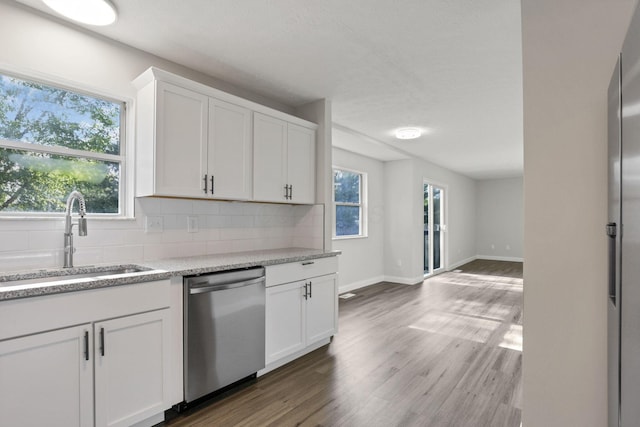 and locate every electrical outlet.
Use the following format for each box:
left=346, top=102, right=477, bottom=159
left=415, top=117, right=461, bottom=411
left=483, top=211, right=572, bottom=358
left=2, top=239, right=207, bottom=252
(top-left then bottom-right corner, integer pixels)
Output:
left=187, top=216, right=198, bottom=233
left=145, top=216, right=163, bottom=233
